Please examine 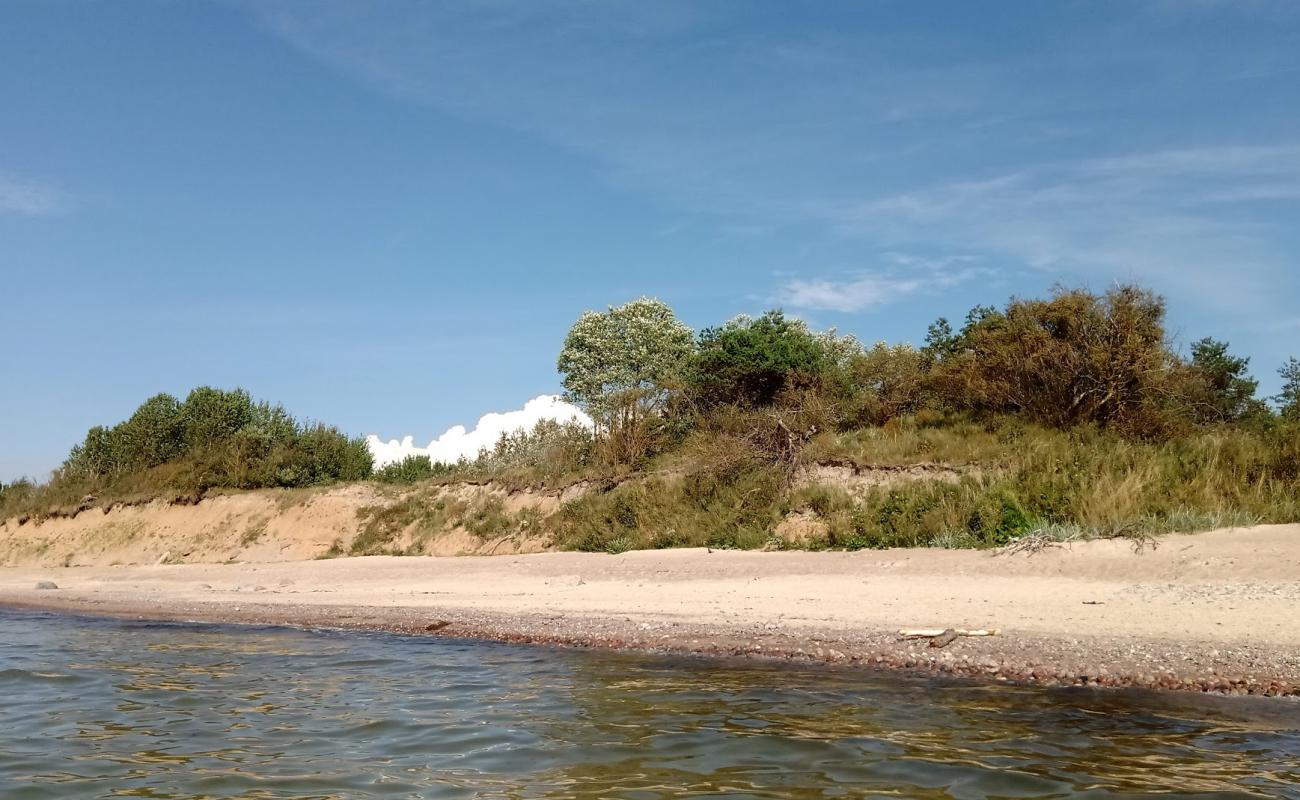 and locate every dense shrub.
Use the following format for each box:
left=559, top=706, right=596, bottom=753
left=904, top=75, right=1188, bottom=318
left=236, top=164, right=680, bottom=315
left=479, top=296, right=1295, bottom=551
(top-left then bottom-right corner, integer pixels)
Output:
left=374, top=454, right=451, bottom=484
left=473, top=418, right=594, bottom=474
left=841, top=342, right=930, bottom=426
left=8, top=387, right=372, bottom=517
left=0, top=479, right=36, bottom=518
left=688, top=311, right=857, bottom=407
left=927, top=285, right=1184, bottom=435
